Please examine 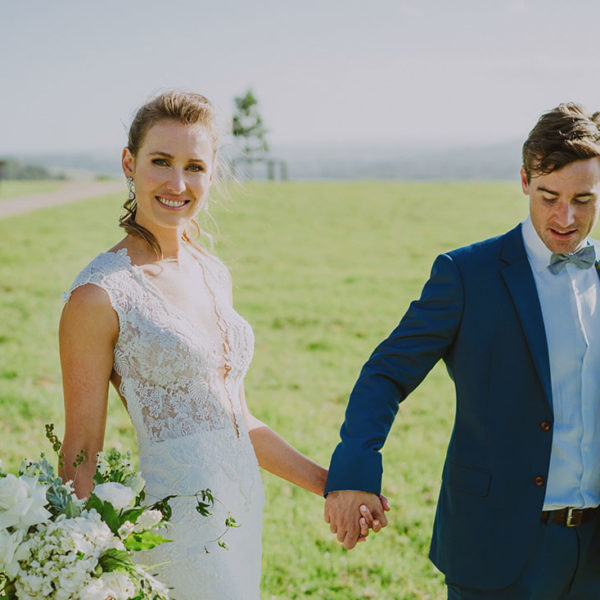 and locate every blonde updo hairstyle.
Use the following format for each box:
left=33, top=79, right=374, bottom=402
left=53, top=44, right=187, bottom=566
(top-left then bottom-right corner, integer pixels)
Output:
left=120, top=91, right=219, bottom=256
